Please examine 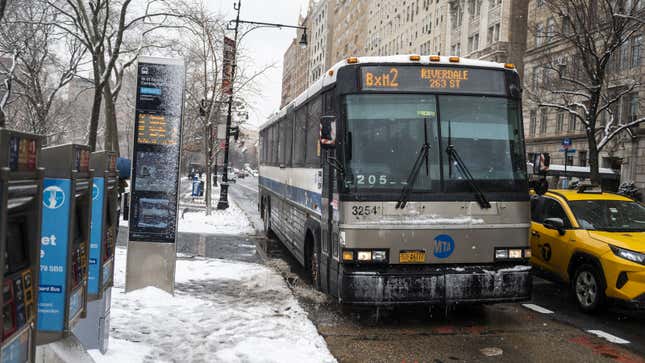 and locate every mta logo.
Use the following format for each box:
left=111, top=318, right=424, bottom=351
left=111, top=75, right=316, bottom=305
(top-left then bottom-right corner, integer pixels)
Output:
left=433, top=234, right=455, bottom=259
left=92, top=183, right=100, bottom=200
left=43, top=186, right=65, bottom=209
